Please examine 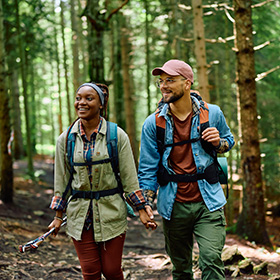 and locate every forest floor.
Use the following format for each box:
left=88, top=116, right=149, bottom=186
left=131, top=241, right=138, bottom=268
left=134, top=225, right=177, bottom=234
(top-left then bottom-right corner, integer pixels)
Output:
left=0, top=156, right=280, bottom=280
